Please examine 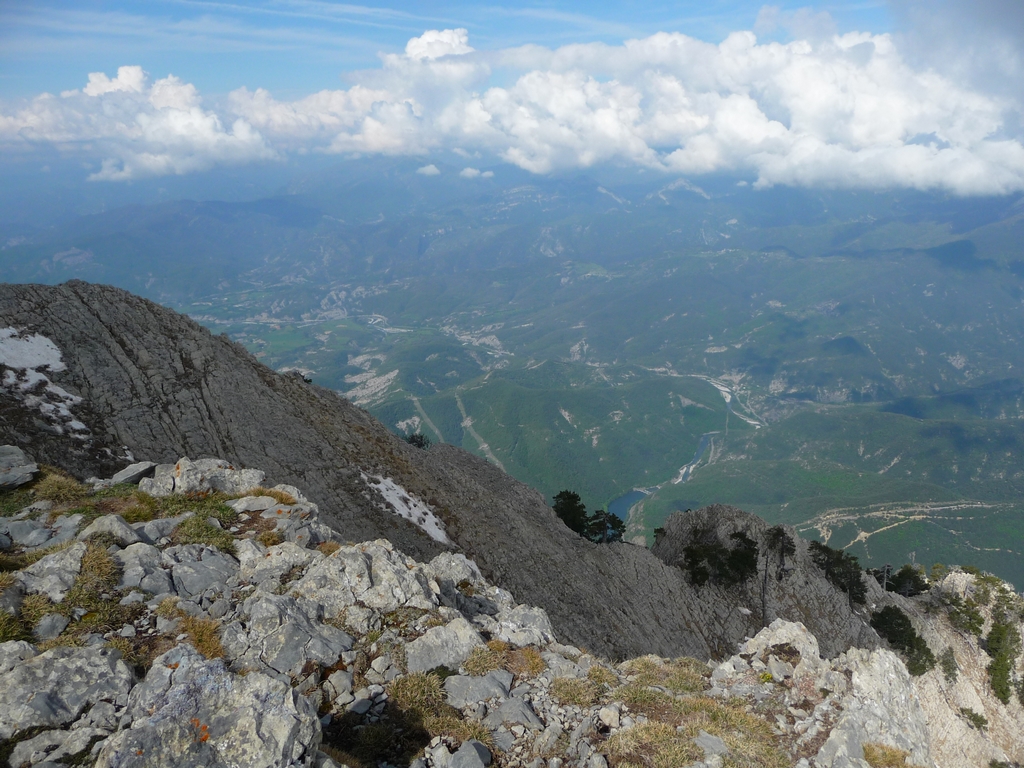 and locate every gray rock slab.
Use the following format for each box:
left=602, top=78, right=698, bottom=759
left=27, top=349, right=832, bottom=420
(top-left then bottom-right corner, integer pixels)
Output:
left=291, top=540, right=437, bottom=618
left=0, top=640, right=36, bottom=674
left=482, top=697, right=543, bottom=731
left=695, top=730, right=729, bottom=757
left=133, top=512, right=191, bottom=543
left=34, top=613, right=70, bottom=641
left=226, top=496, right=278, bottom=513
left=17, top=542, right=86, bottom=602
left=496, top=605, right=555, bottom=647
left=451, top=739, right=492, bottom=768
left=238, top=540, right=318, bottom=585
left=10, top=726, right=110, bottom=767
left=0, top=445, right=38, bottom=490
left=78, top=514, right=142, bottom=546
left=228, top=594, right=353, bottom=678
left=110, top=461, right=157, bottom=485
left=0, top=645, right=134, bottom=740
left=114, top=543, right=173, bottom=595
left=541, top=652, right=584, bottom=679
left=406, top=617, right=484, bottom=674
left=6, top=518, right=49, bottom=546
left=95, top=644, right=320, bottom=768
left=444, top=670, right=513, bottom=709
left=162, top=545, right=238, bottom=599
